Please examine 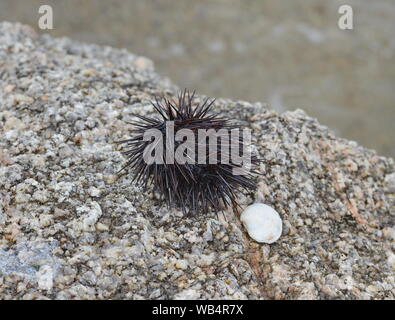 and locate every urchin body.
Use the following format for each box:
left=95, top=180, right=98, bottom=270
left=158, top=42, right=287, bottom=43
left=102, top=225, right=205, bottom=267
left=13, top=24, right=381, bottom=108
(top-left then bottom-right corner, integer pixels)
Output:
left=118, top=90, right=259, bottom=214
